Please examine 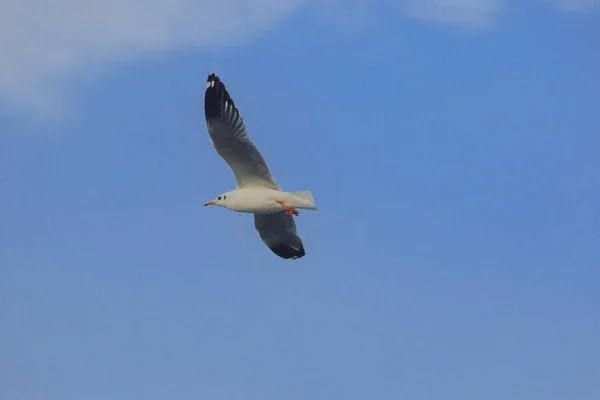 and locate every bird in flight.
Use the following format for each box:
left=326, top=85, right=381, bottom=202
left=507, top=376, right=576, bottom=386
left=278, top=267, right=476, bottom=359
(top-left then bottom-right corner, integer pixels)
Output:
left=203, top=73, right=317, bottom=260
